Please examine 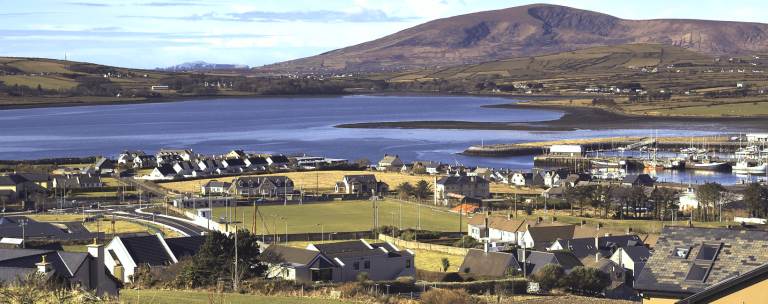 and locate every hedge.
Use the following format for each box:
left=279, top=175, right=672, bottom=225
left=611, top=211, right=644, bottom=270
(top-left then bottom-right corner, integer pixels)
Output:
left=0, top=156, right=97, bottom=166
left=66, top=186, right=136, bottom=193
left=435, top=278, right=527, bottom=295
